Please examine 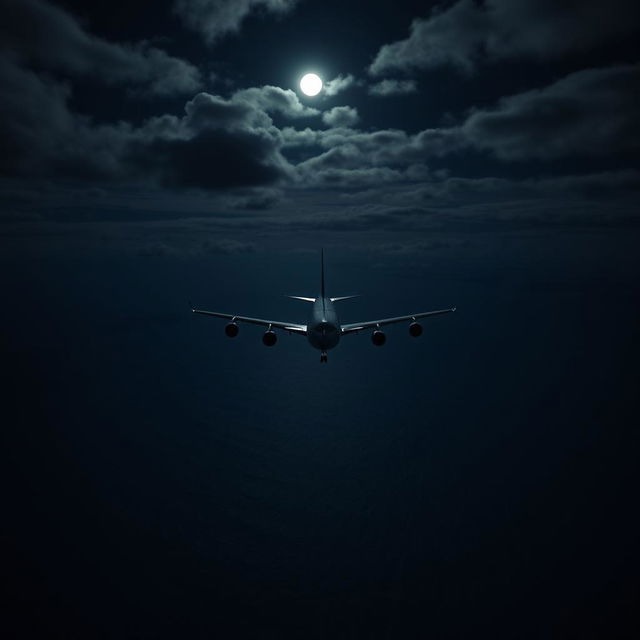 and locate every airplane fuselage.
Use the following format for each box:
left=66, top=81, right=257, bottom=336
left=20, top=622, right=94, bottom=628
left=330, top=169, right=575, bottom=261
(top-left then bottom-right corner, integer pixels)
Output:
left=307, top=295, right=341, bottom=352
